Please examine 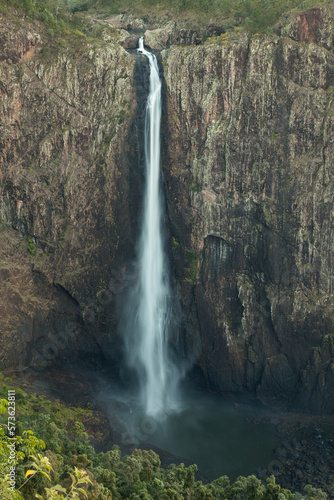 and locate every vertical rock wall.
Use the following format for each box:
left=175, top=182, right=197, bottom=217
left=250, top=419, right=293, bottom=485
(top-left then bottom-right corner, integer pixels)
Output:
left=0, top=14, right=139, bottom=369
left=162, top=6, right=334, bottom=412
